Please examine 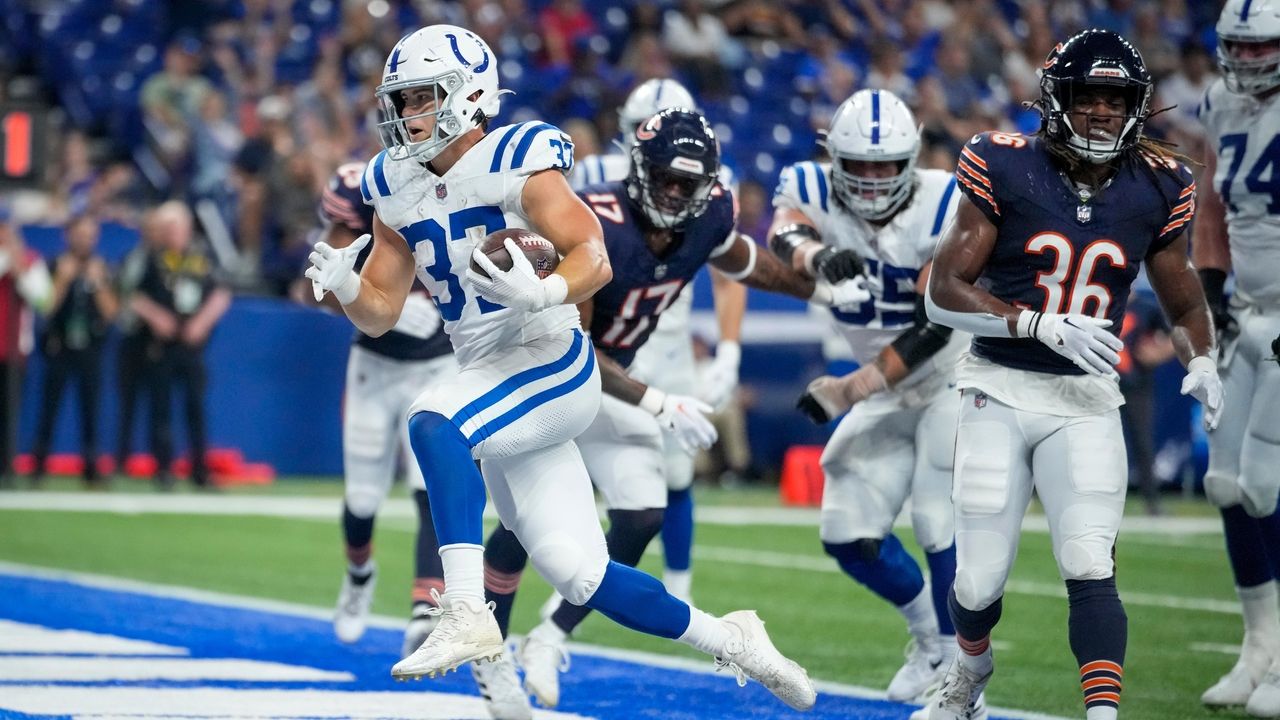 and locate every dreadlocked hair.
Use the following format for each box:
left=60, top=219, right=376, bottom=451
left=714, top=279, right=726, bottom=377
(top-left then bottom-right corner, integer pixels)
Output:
left=1023, top=99, right=1196, bottom=179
